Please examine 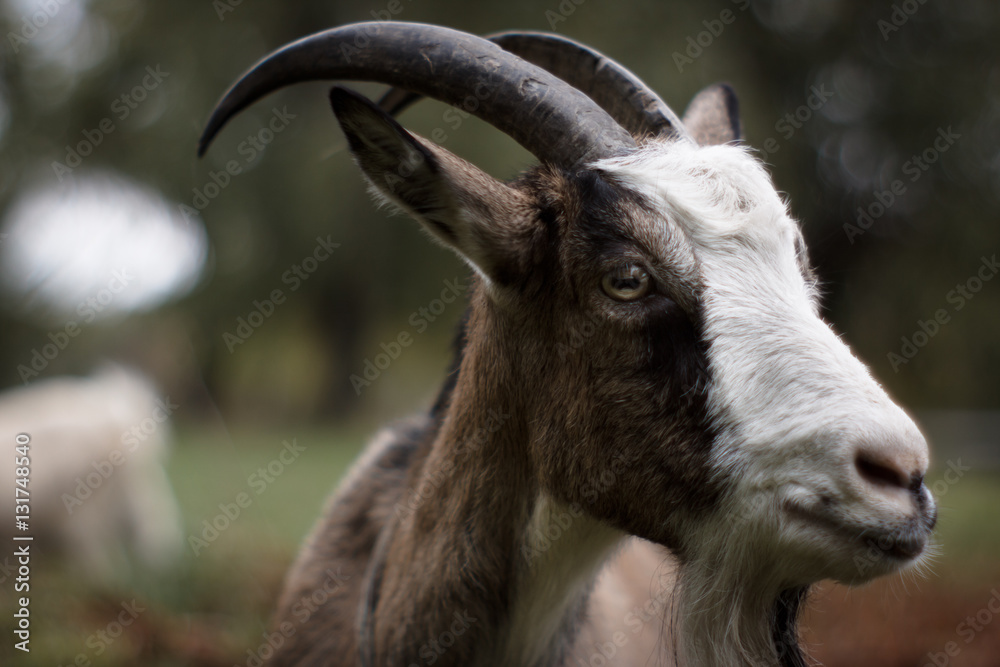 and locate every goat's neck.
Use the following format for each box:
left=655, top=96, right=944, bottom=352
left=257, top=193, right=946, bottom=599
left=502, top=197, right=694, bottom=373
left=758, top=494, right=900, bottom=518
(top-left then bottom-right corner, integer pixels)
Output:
left=674, top=513, right=810, bottom=667
left=367, top=306, right=623, bottom=667
left=500, top=494, right=623, bottom=665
